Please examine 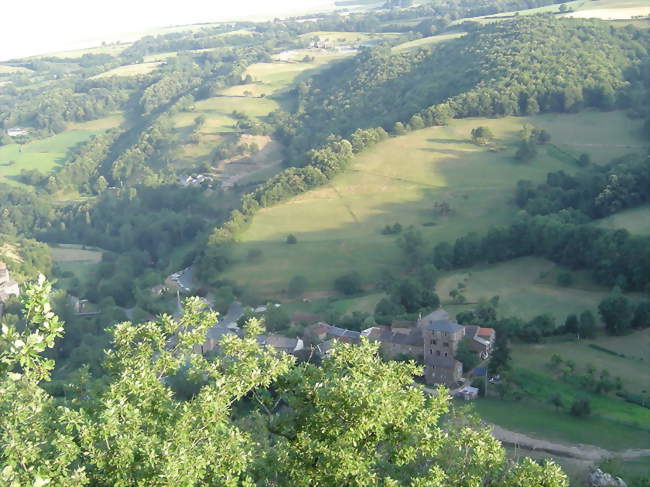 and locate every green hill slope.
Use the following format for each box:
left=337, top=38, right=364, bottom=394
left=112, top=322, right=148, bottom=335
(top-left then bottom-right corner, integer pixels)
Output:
left=223, top=111, right=644, bottom=297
